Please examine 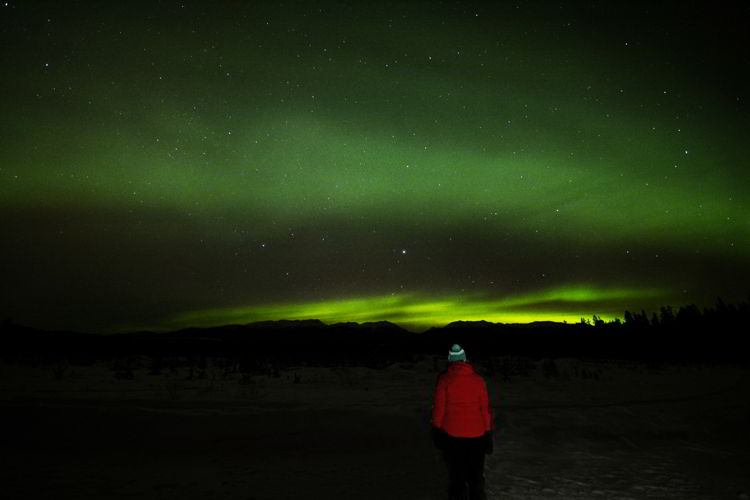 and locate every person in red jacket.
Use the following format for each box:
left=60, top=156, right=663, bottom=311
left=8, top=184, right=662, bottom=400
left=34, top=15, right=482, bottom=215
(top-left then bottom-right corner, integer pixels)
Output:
left=431, top=344, right=493, bottom=500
